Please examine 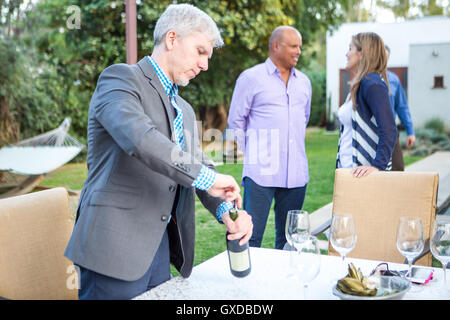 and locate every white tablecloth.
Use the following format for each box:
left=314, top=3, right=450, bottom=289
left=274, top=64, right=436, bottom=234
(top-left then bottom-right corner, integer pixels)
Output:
left=134, top=247, right=448, bottom=300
